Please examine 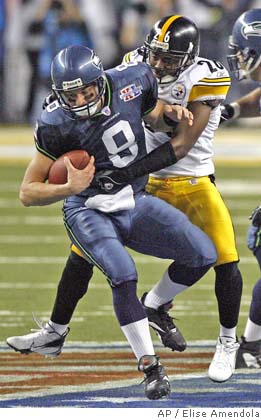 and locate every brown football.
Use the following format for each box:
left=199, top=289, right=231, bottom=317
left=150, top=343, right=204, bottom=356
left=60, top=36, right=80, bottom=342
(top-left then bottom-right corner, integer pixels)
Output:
left=48, top=149, right=90, bottom=184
